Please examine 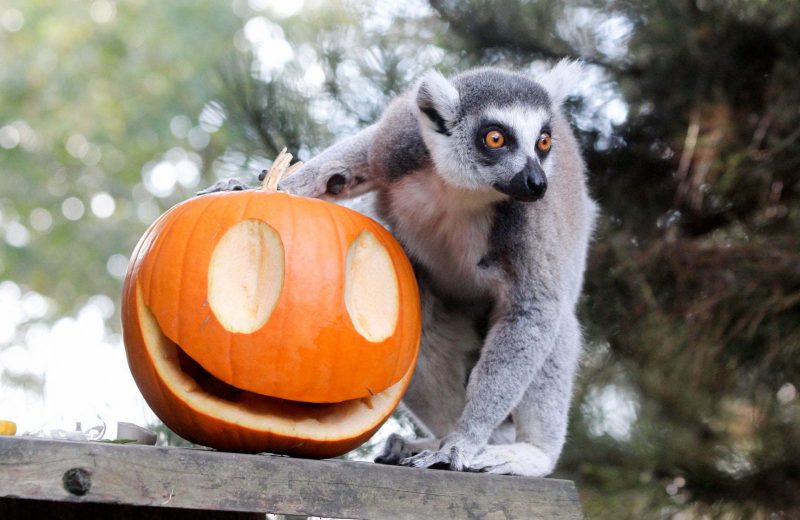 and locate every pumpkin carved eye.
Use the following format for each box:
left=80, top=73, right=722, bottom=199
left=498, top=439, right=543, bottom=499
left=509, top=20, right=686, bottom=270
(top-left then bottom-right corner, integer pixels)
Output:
left=208, top=219, right=285, bottom=334
left=537, top=132, right=552, bottom=153
left=484, top=130, right=505, bottom=149
left=345, top=230, right=400, bottom=343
